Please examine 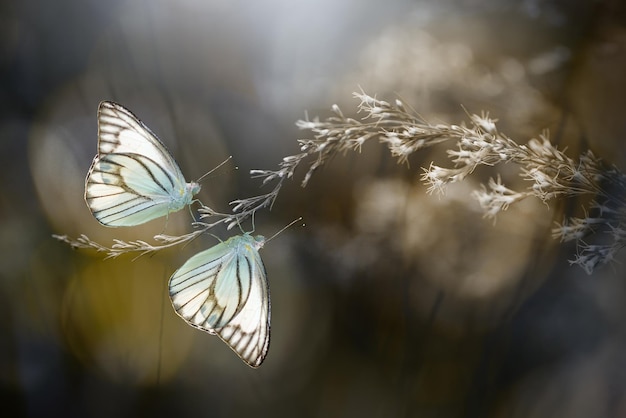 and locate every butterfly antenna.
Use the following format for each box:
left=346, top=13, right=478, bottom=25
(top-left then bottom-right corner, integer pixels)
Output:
left=265, top=217, right=304, bottom=244
left=196, top=155, right=234, bottom=183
